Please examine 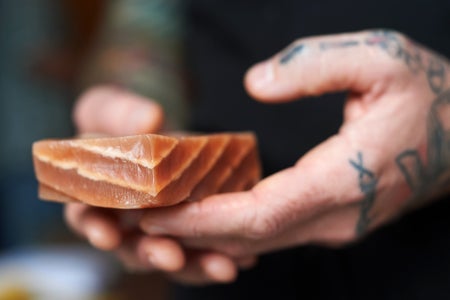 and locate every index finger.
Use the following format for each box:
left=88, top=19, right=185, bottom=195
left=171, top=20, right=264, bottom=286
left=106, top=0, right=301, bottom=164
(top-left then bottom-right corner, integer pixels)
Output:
left=245, top=30, right=412, bottom=102
left=64, top=203, right=122, bottom=250
left=139, top=136, right=358, bottom=240
left=73, top=85, right=164, bottom=136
